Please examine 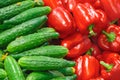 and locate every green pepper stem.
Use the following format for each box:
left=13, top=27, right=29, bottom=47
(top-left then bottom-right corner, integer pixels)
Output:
left=102, top=31, right=116, bottom=42
left=88, top=24, right=96, bottom=37
left=86, top=48, right=93, bottom=55
left=100, top=61, right=113, bottom=72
